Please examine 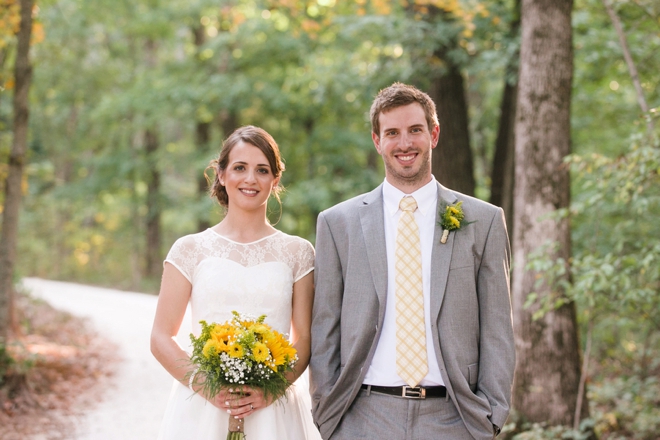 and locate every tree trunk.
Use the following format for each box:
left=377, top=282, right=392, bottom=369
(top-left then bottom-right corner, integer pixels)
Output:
left=127, top=126, right=143, bottom=287
left=144, top=128, right=161, bottom=279
left=0, top=0, right=33, bottom=341
left=512, top=0, right=587, bottom=425
left=429, top=59, right=475, bottom=196
left=142, top=39, right=161, bottom=280
left=196, top=120, right=212, bottom=232
left=219, top=109, right=238, bottom=140
left=490, top=81, right=516, bottom=233
left=193, top=26, right=212, bottom=232
left=490, top=0, right=520, bottom=235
